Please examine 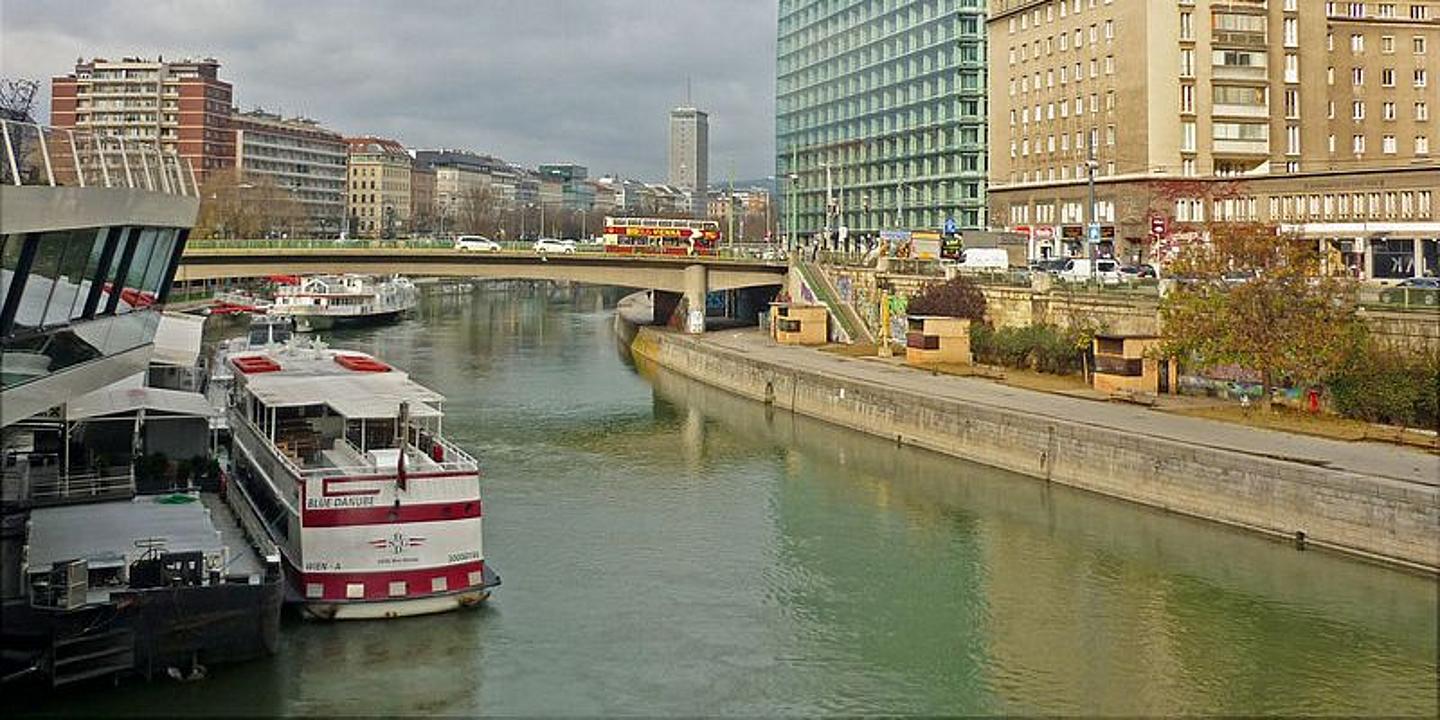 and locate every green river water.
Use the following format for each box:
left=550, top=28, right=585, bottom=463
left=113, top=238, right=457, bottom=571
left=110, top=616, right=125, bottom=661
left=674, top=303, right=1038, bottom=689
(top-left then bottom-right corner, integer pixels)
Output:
left=26, top=285, right=1438, bottom=716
